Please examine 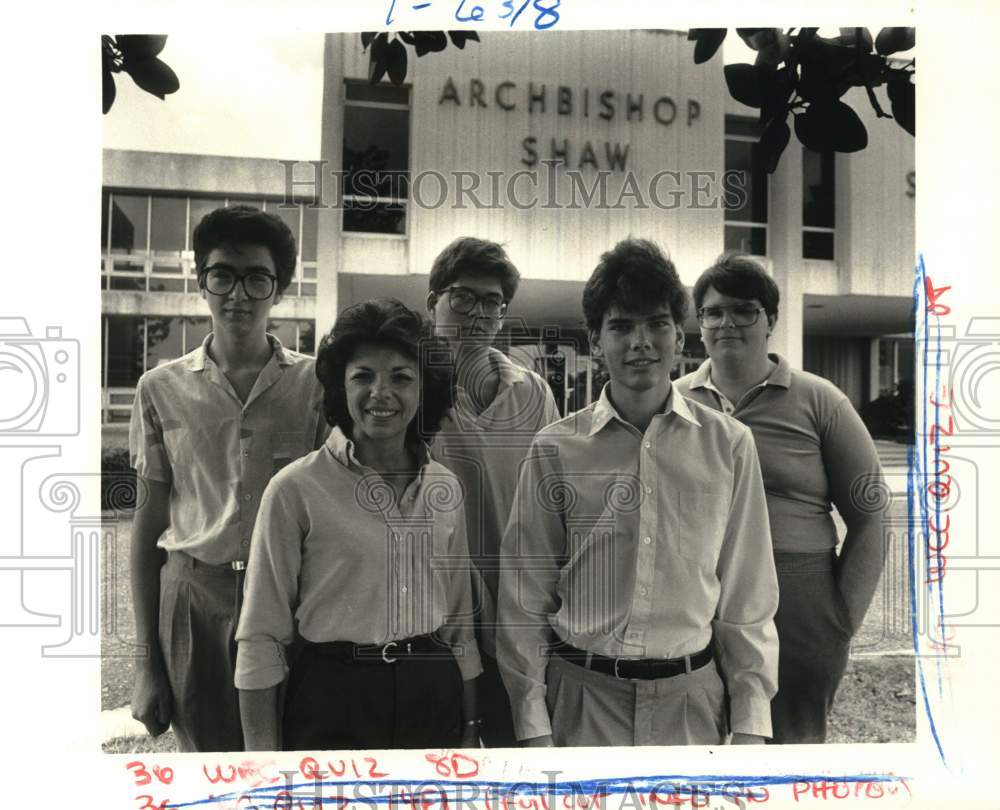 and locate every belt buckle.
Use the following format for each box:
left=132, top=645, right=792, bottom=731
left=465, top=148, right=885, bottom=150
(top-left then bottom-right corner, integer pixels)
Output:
left=231, top=560, right=247, bottom=571
left=382, top=641, right=398, bottom=663
left=613, top=657, right=624, bottom=679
